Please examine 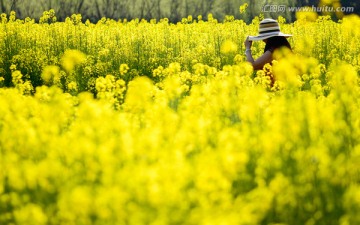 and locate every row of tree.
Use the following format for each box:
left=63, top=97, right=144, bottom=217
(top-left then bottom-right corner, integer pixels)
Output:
left=0, top=0, right=359, bottom=23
